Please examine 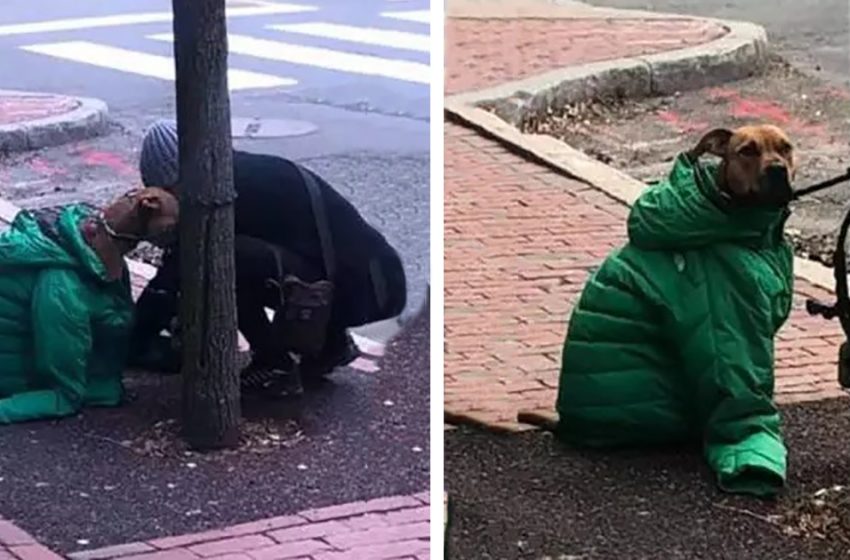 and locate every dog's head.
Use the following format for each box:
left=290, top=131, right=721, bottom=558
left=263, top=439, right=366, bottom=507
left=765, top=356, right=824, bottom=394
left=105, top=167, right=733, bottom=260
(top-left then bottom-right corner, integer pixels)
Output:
left=99, top=187, right=180, bottom=250
left=690, top=124, right=796, bottom=207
